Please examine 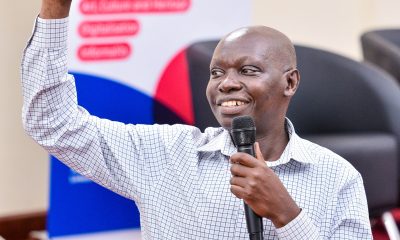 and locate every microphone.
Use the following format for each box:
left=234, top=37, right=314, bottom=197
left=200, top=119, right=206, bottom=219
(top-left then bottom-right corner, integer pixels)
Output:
left=231, top=115, right=264, bottom=240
